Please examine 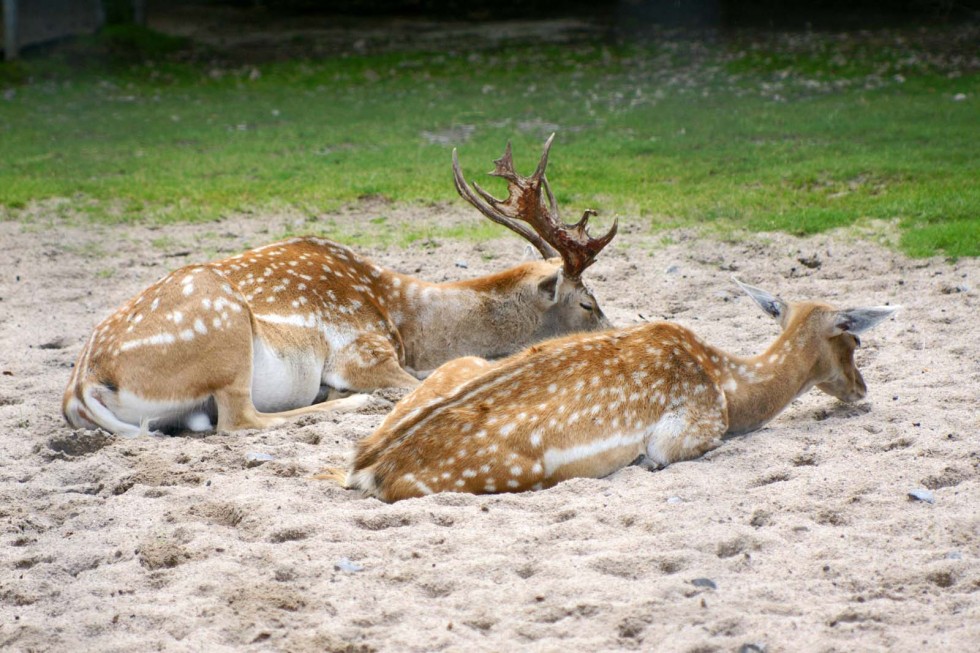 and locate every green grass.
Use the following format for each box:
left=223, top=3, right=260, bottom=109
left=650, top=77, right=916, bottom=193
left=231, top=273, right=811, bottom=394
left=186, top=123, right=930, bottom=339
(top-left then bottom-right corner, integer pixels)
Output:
left=0, top=26, right=977, bottom=257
